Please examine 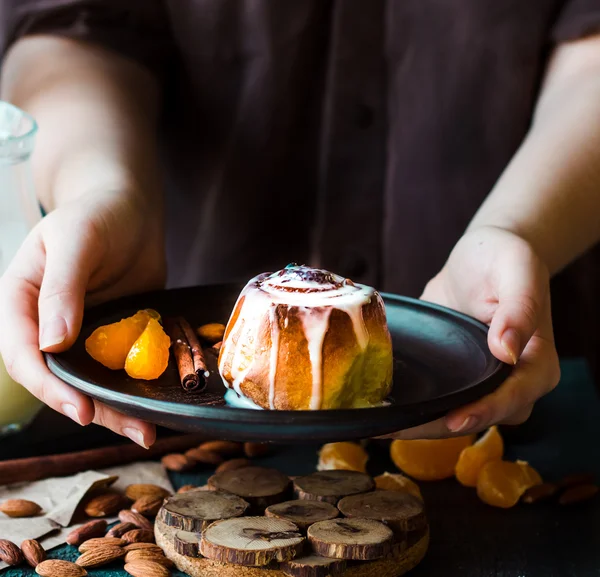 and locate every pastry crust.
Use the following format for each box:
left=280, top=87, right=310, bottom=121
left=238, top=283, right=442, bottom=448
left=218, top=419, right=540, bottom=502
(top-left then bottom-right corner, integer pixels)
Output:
left=218, top=266, right=393, bottom=410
